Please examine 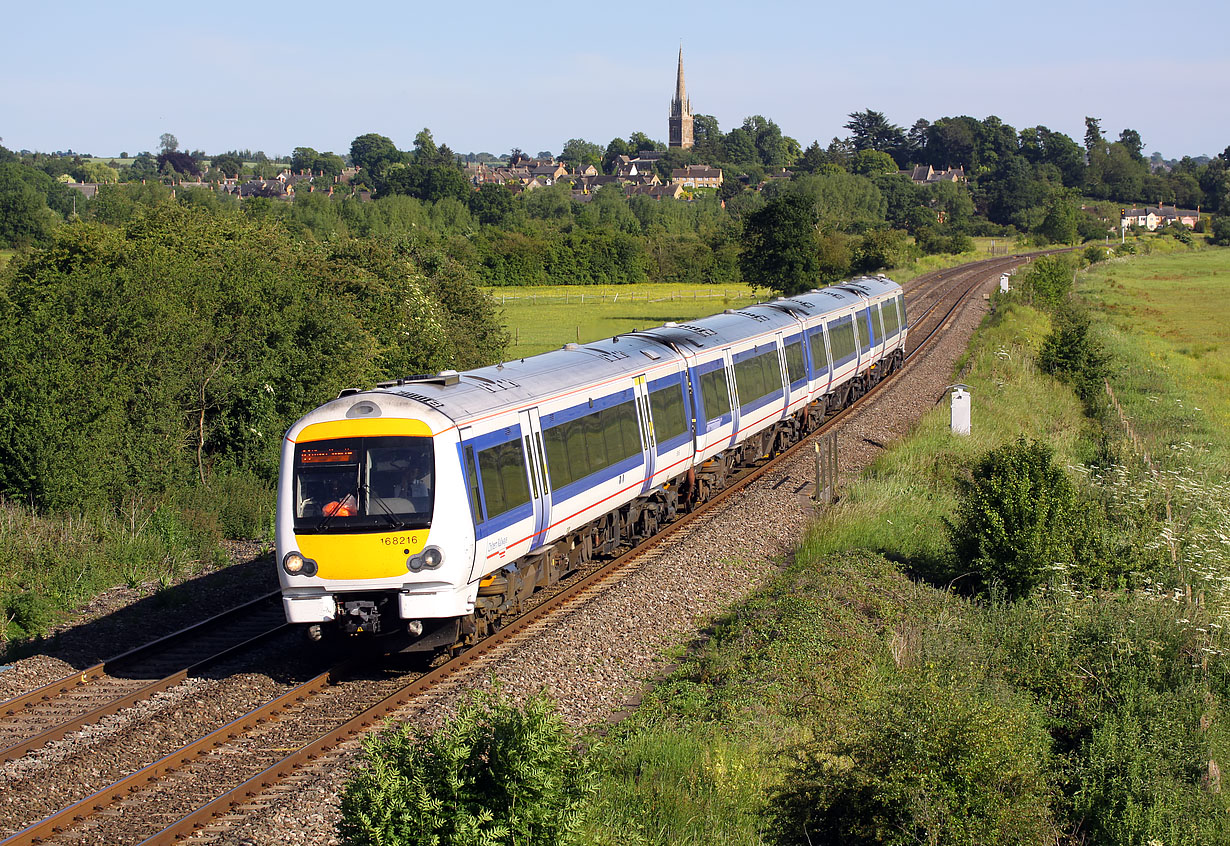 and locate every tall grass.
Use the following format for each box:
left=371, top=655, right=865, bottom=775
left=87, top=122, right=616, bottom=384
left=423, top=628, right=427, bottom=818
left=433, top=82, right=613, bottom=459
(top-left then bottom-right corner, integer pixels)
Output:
left=0, top=475, right=273, bottom=650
